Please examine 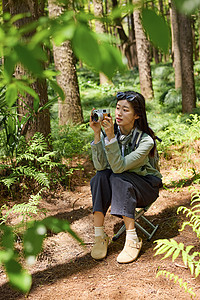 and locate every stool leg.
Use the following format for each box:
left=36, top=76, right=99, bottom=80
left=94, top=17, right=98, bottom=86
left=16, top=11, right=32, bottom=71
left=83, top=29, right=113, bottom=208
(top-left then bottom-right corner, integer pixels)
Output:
left=112, top=224, right=126, bottom=241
